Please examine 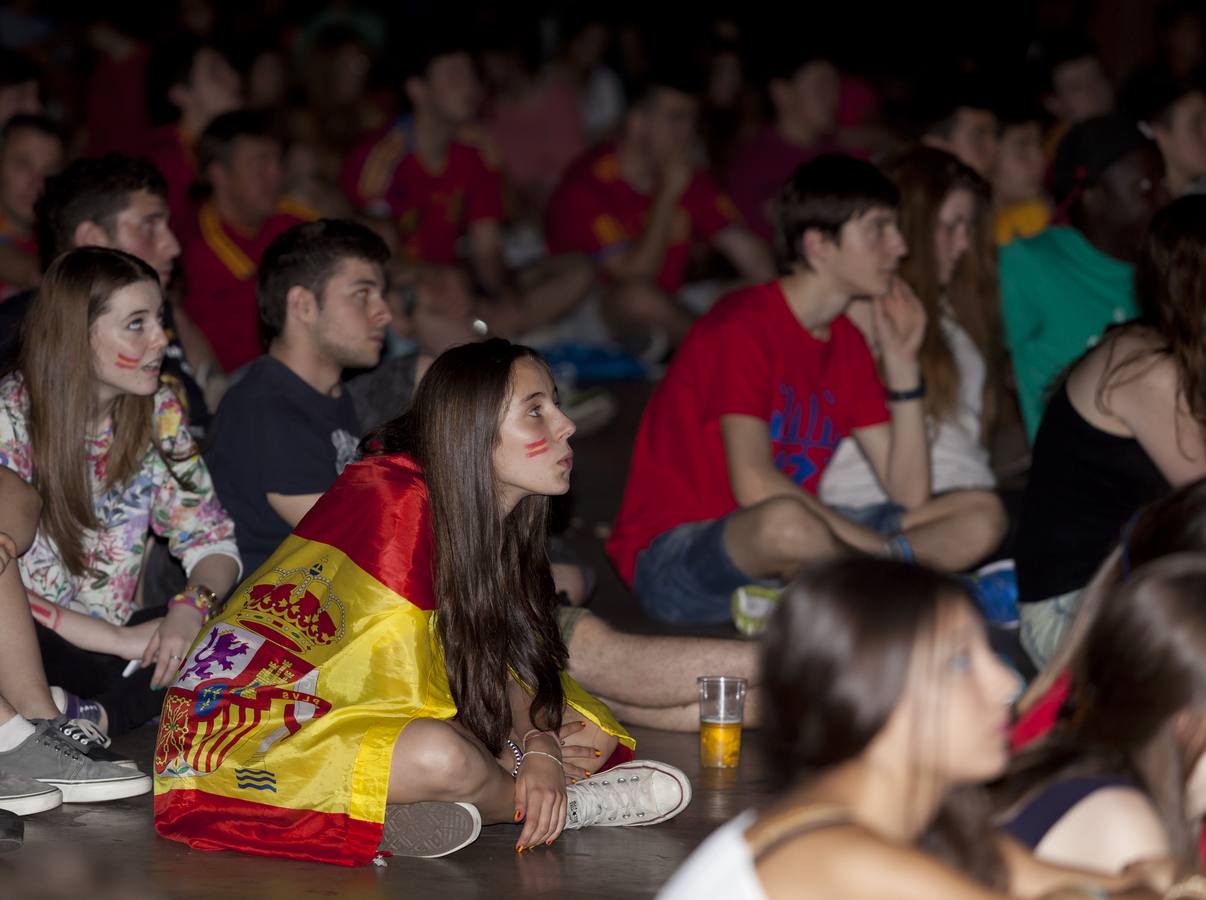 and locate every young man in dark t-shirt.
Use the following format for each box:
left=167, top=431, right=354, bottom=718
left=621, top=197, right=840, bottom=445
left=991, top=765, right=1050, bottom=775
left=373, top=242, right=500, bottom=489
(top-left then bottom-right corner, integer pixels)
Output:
left=607, top=155, right=930, bottom=626
left=205, top=219, right=391, bottom=573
